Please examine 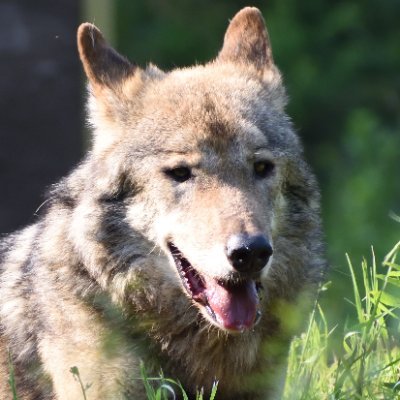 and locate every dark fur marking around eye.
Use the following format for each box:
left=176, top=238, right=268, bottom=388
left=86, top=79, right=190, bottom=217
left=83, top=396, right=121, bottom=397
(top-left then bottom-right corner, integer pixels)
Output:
left=99, top=174, right=137, bottom=203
